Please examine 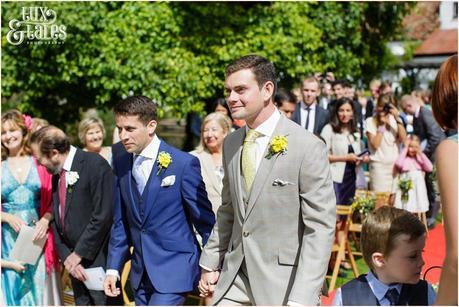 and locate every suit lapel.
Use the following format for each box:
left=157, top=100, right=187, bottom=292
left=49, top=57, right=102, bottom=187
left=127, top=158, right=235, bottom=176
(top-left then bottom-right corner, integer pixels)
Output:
left=64, top=149, right=83, bottom=219
left=123, top=153, right=142, bottom=222
left=245, top=116, right=286, bottom=219
left=230, top=131, right=246, bottom=217
left=52, top=174, right=62, bottom=229
left=314, top=106, right=321, bottom=135
left=141, top=141, right=164, bottom=225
